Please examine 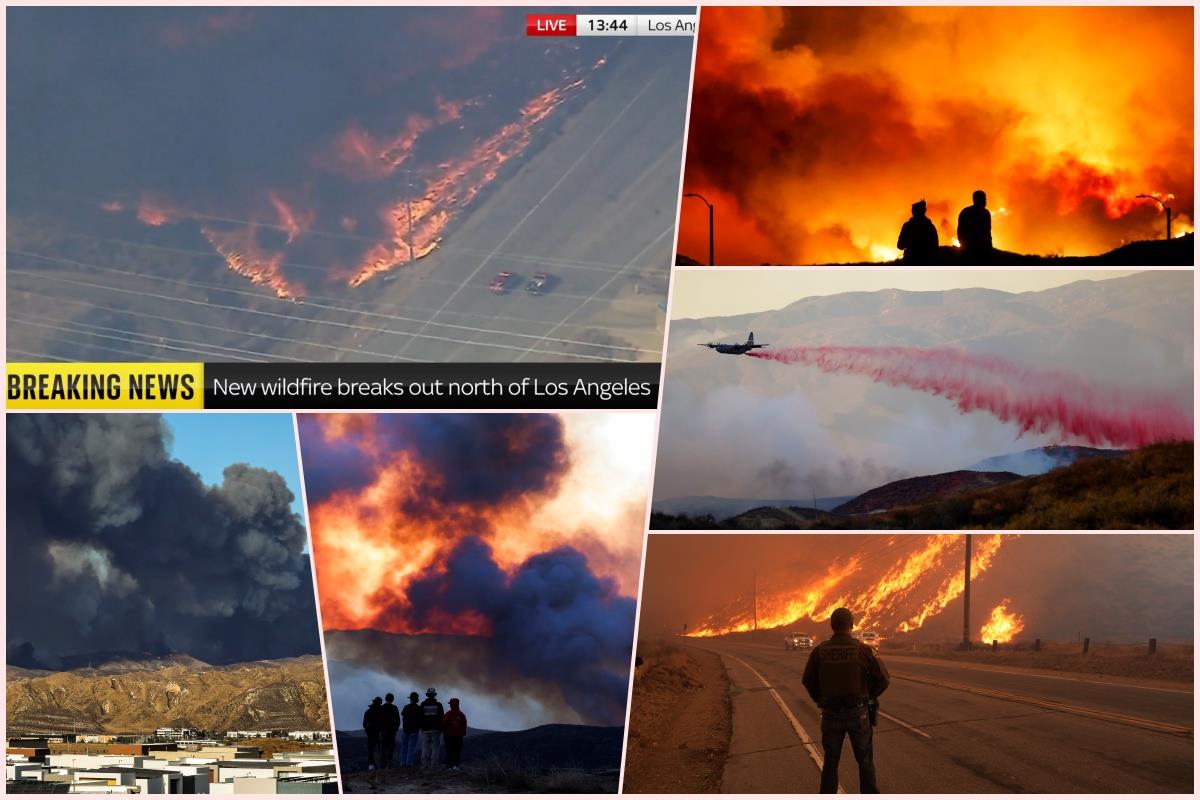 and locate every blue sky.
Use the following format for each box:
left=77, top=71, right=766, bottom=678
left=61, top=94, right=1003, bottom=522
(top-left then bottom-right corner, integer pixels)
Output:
left=163, top=413, right=306, bottom=519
